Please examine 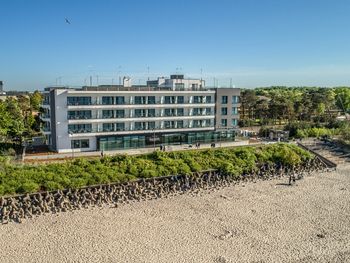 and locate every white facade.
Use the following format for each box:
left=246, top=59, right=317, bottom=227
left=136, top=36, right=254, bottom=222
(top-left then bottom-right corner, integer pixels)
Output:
left=42, top=88, right=217, bottom=153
